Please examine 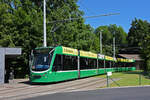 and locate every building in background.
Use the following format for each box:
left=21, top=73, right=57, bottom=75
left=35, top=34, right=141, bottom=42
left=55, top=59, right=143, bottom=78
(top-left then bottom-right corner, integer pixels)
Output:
left=117, top=47, right=144, bottom=70
left=0, top=48, right=21, bottom=84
